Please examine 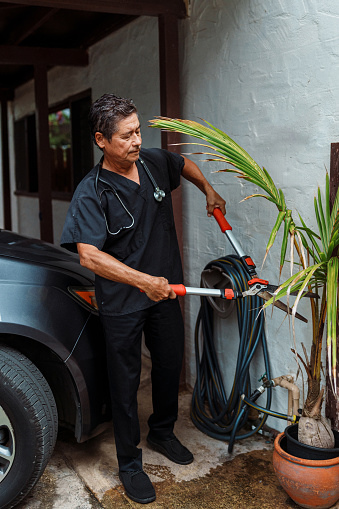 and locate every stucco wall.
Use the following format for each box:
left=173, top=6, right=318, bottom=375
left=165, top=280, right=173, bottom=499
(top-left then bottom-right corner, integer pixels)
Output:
left=9, top=15, right=161, bottom=243
left=179, top=0, right=339, bottom=430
